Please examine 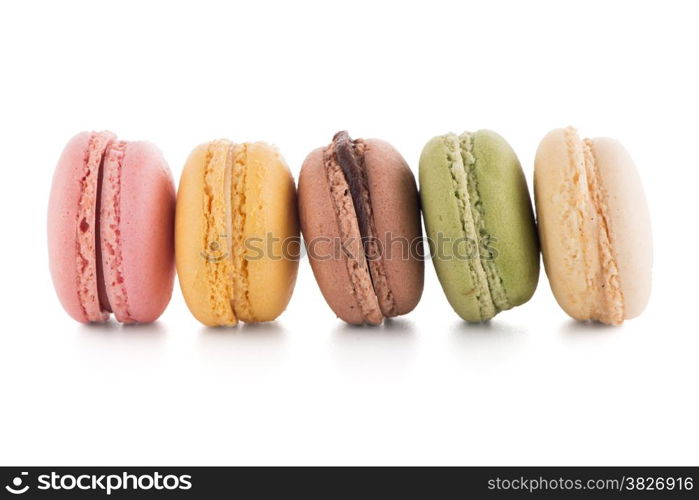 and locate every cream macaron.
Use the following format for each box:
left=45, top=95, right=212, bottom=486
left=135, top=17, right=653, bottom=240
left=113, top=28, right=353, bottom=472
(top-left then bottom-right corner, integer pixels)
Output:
left=534, top=127, right=652, bottom=325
